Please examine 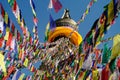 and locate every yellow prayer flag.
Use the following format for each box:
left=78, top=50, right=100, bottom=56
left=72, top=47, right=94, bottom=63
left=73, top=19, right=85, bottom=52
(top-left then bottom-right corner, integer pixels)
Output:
left=18, top=73, right=25, bottom=80
left=107, top=0, right=114, bottom=24
left=110, top=34, right=120, bottom=60
left=109, top=73, right=113, bottom=80
left=32, top=9, right=36, bottom=17
left=79, top=55, right=85, bottom=69
left=23, top=58, right=28, bottom=67
left=4, top=27, right=10, bottom=40
left=45, top=22, right=50, bottom=34
left=18, top=15, right=21, bottom=24
left=85, top=9, right=89, bottom=14
left=4, top=31, right=9, bottom=41
left=8, top=0, right=10, bottom=3
left=32, top=26, right=35, bottom=33
left=92, top=69, right=99, bottom=80
left=6, top=27, right=10, bottom=32
left=86, top=75, right=91, bottom=80
left=5, top=12, right=8, bottom=24
left=0, top=51, right=6, bottom=73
